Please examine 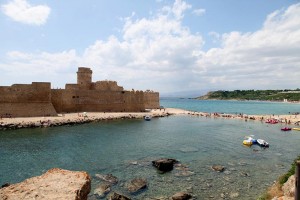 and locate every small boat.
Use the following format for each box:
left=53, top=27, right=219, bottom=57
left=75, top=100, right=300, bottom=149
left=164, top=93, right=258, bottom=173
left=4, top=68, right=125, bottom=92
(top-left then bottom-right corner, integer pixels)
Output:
left=292, top=128, right=300, bottom=131
left=144, top=116, right=151, bottom=121
left=243, top=139, right=252, bottom=146
left=281, top=127, right=292, bottom=131
left=257, top=139, right=269, bottom=148
left=243, top=136, right=256, bottom=146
